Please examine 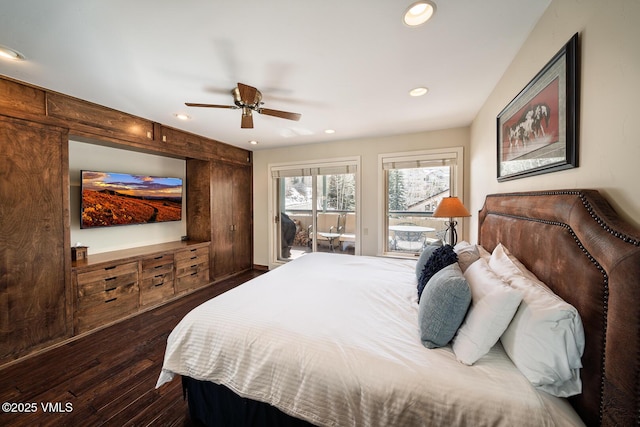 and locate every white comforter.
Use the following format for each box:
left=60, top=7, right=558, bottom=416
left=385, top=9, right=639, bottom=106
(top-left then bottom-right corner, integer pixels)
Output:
left=157, top=252, right=583, bottom=426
